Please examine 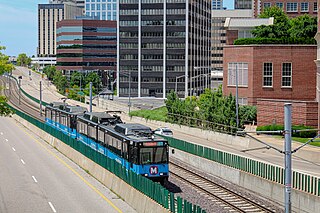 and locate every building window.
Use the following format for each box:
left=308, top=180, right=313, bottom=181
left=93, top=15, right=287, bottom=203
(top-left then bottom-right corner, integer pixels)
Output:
left=263, top=62, right=273, bottom=87
left=276, top=2, right=283, bottom=9
left=301, top=2, right=309, bottom=12
left=263, top=2, right=271, bottom=9
left=314, top=2, right=318, bottom=12
left=282, top=63, right=292, bottom=87
left=286, top=2, right=298, bottom=12
left=227, top=62, right=248, bottom=87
